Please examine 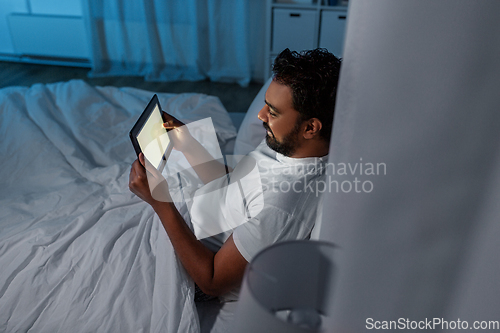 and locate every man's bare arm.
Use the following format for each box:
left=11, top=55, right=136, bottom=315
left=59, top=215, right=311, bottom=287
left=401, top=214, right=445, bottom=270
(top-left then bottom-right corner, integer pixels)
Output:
left=129, top=155, right=247, bottom=296
left=163, top=112, right=231, bottom=184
